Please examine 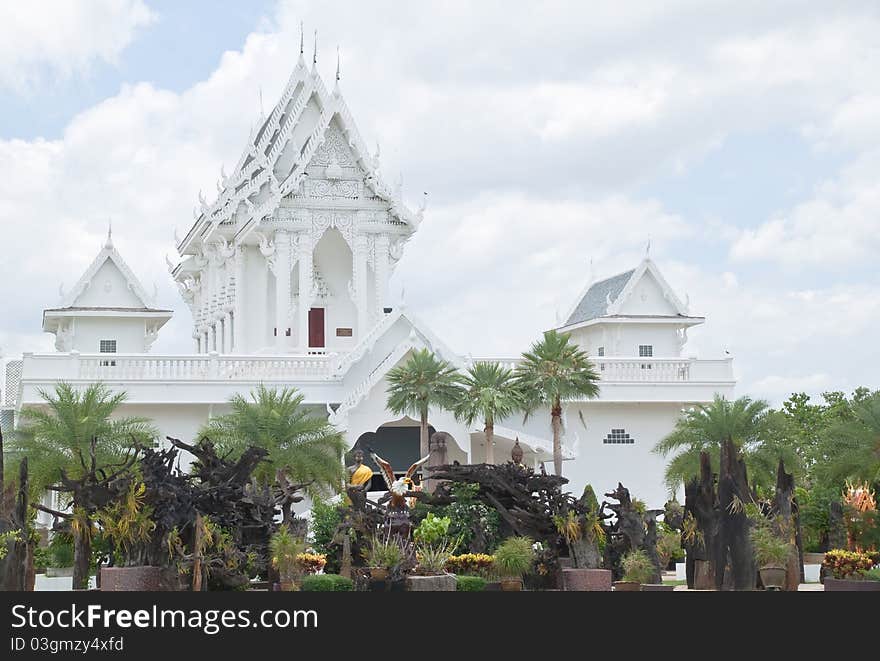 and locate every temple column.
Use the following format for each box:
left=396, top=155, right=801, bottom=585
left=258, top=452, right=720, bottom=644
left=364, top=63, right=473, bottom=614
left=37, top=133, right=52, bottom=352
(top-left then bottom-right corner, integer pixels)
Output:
left=233, top=245, right=247, bottom=352
left=257, top=239, right=273, bottom=351
left=224, top=311, right=233, bottom=353
left=209, top=324, right=217, bottom=352
left=296, top=232, right=313, bottom=349
left=274, top=230, right=291, bottom=351
left=194, top=335, right=200, bottom=353
left=373, top=234, right=390, bottom=315
left=353, top=233, right=368, bottom=340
